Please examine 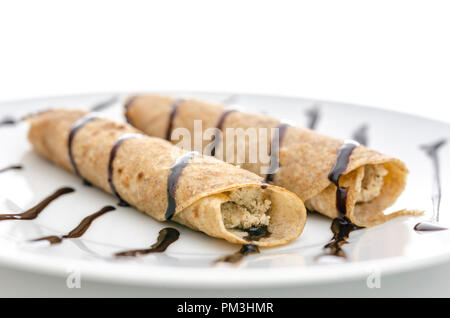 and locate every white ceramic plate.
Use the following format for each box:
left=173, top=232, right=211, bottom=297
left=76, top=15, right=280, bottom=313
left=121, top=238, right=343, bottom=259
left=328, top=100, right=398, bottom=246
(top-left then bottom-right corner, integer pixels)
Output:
left=0, top=92, right=449, bottom=289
